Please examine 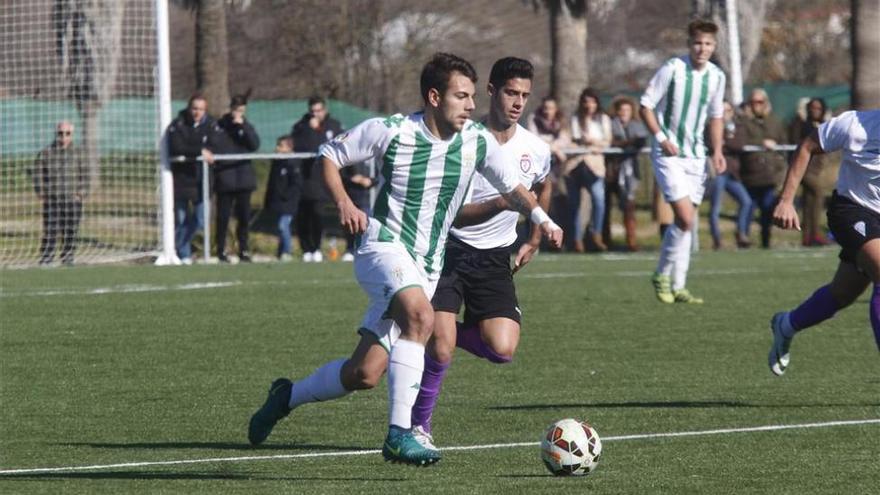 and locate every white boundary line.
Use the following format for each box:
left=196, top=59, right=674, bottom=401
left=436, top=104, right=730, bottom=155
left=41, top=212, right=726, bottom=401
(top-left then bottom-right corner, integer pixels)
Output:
left=1, top=418, right=878, bottom=476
